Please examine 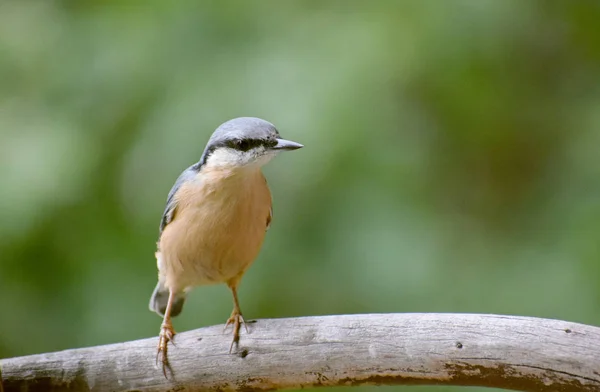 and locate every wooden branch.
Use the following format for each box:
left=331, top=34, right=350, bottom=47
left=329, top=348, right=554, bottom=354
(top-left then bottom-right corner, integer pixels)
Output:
left=1, top=313, right=599, bottom=392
